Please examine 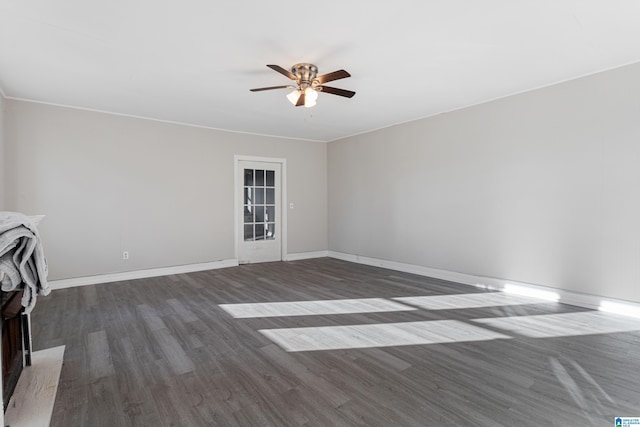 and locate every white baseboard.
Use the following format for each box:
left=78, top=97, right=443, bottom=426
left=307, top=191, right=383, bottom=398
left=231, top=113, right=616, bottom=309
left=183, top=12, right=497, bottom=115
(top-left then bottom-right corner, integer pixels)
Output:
left=285, top=251, right=329, bottom=261
left=327, top=250, right=640, bottom=315
left=49, top=259, right=238, bottom=290
left=48, top=250, right=330, bottom=290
